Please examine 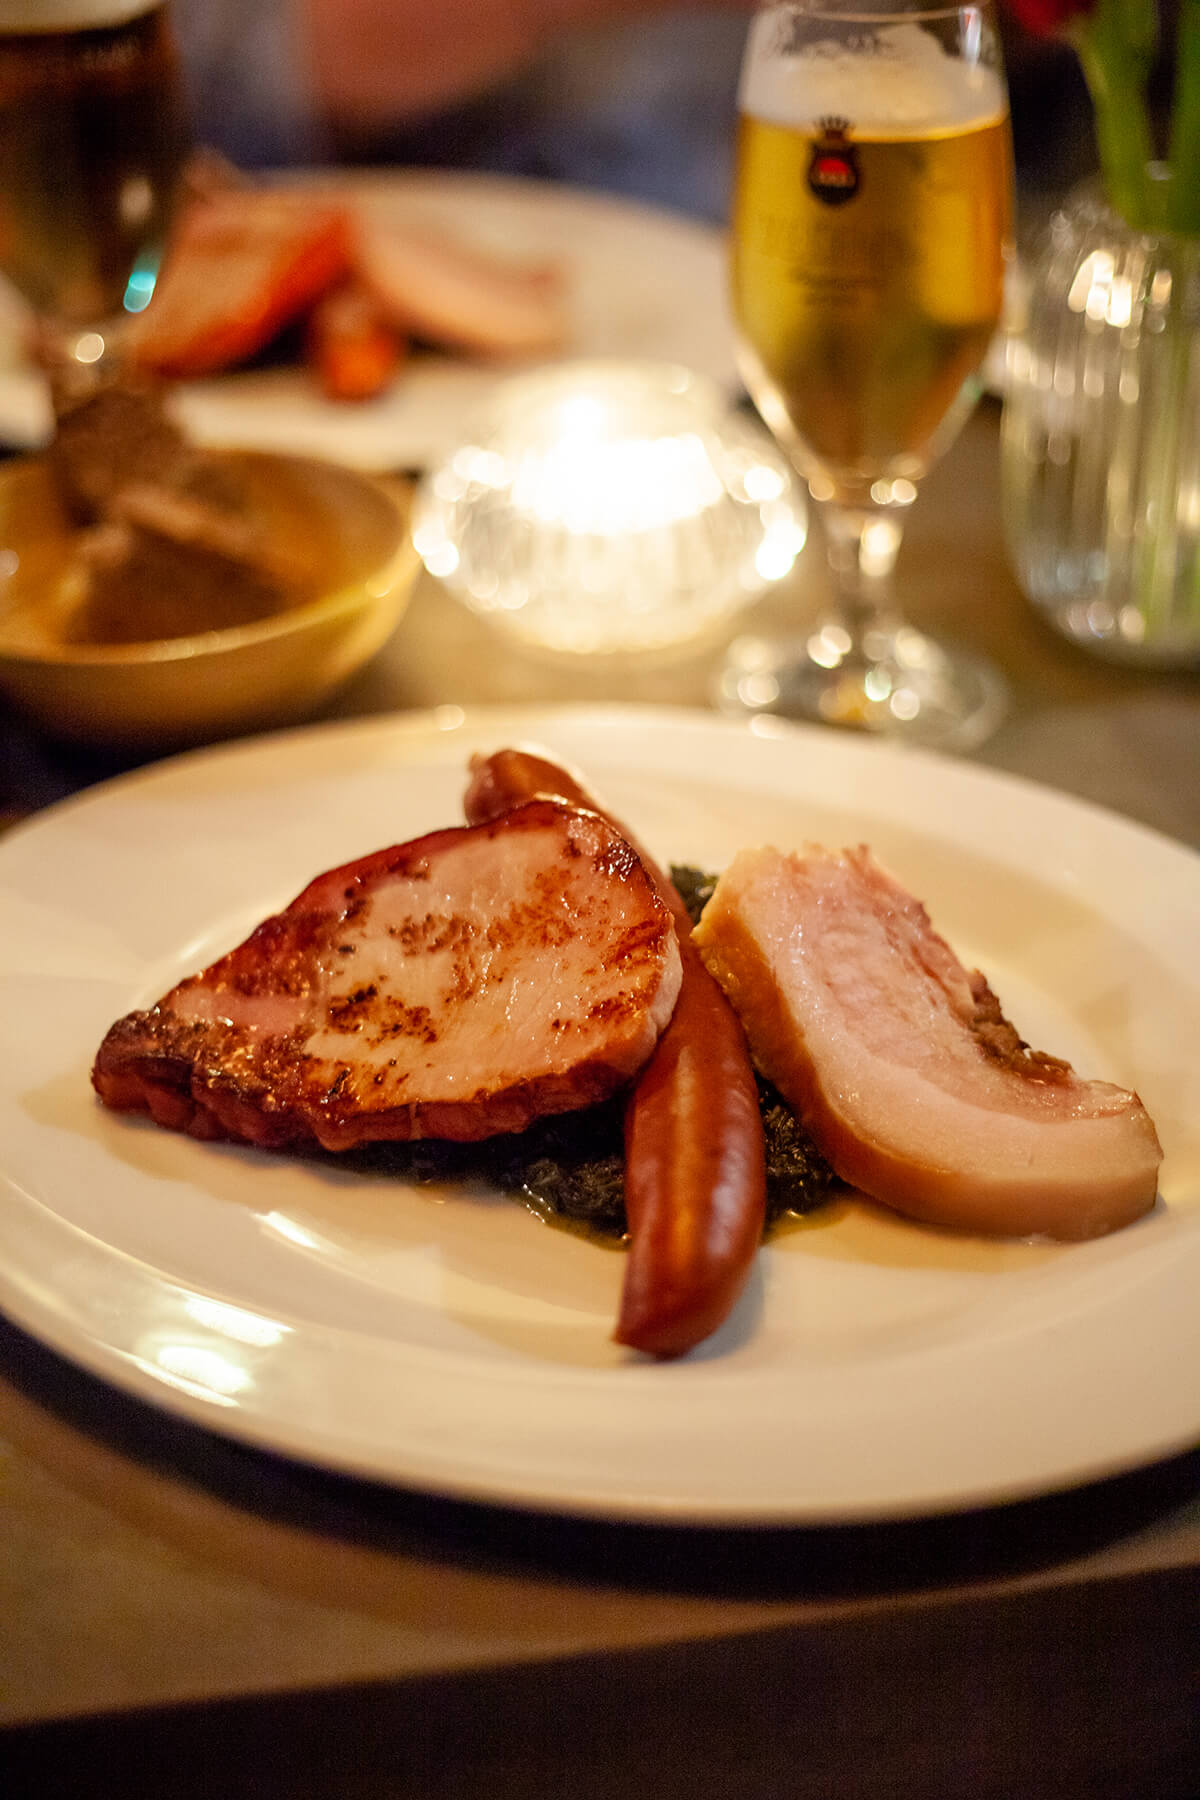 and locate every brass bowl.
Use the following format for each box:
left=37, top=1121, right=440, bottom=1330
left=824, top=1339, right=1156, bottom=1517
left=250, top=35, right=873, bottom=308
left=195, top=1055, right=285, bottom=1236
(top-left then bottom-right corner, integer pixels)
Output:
left=0, top=450, right=418, bottom=750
